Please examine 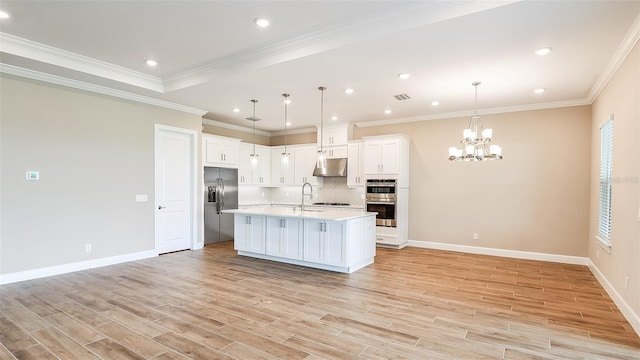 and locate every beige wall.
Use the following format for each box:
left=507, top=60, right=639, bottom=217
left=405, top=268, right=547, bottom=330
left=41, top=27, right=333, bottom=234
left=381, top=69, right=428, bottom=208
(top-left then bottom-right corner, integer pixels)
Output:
left=355, top=105, right=592, bottom=256
left=270, top=132, right=317, bottom=146
left=202, top=124, right=270, bottom=146
left=589, top=42, right=640, bottom=316
left=0, top=75, right=203, bottom=274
